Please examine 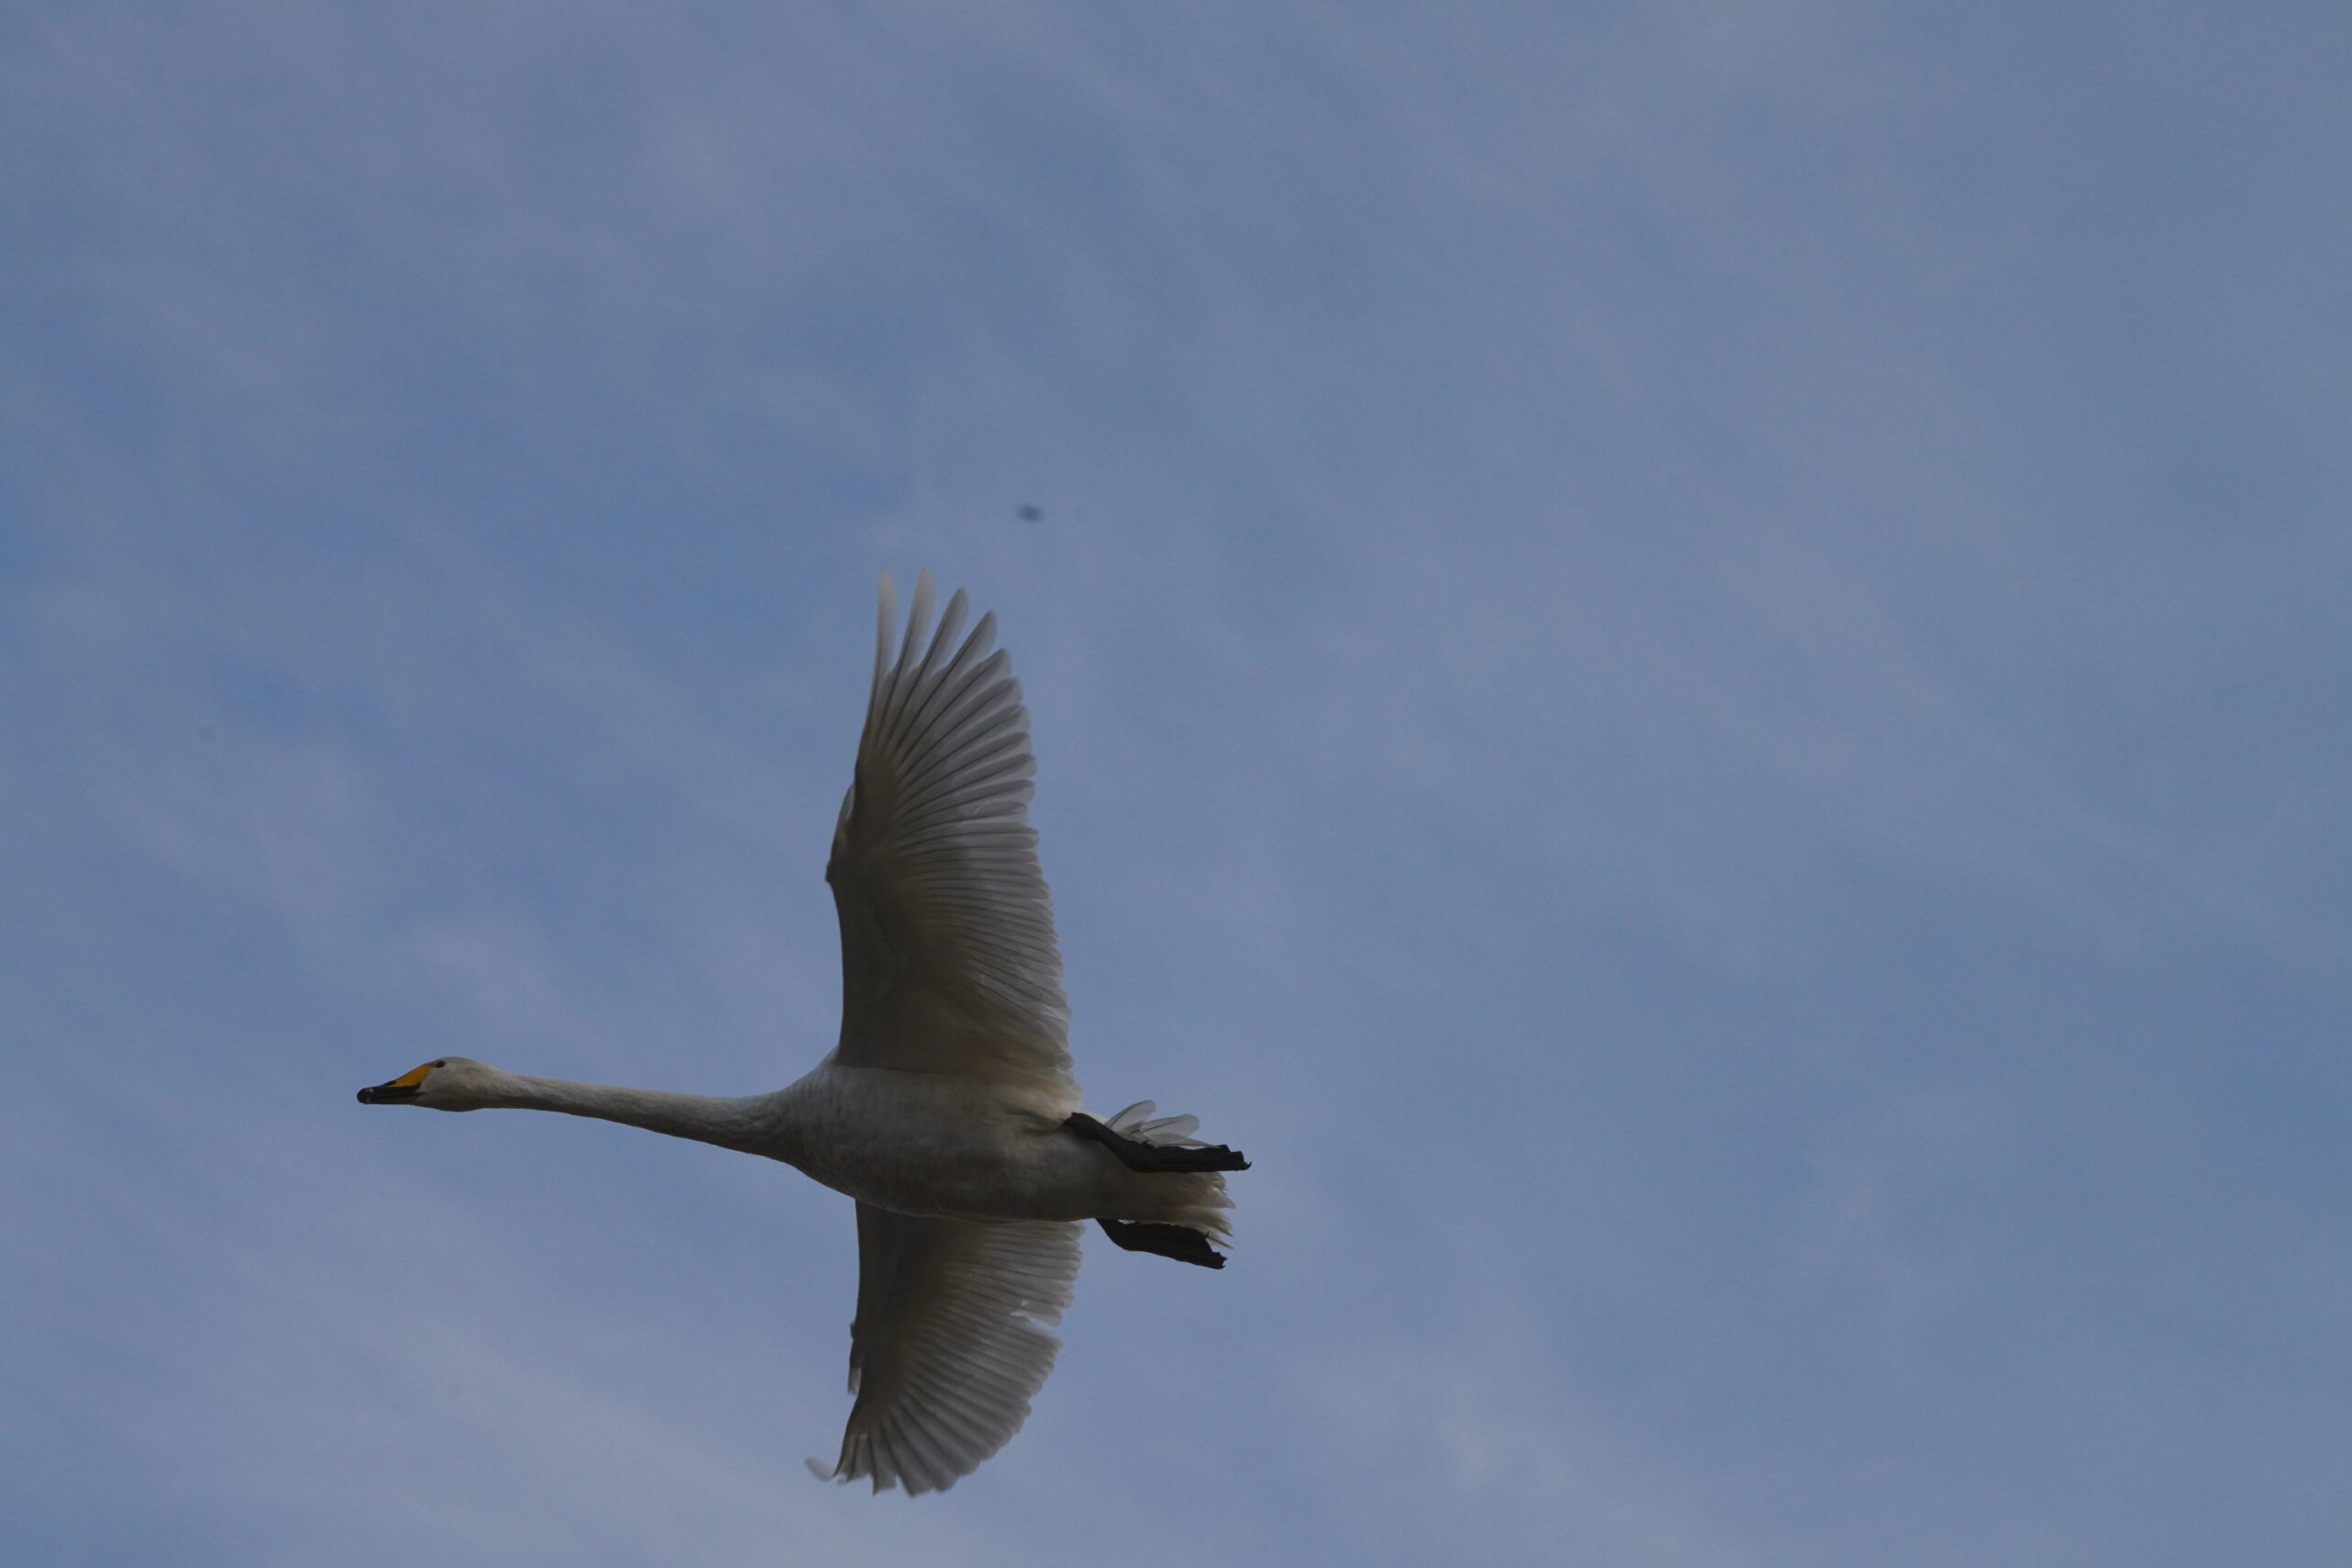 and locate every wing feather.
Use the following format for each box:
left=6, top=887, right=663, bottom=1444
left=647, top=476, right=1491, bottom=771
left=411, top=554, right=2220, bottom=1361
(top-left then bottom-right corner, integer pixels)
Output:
left=816, top=1206, right=1082, bottom=1495
left=826, top=572, right=1077, bottom=1100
